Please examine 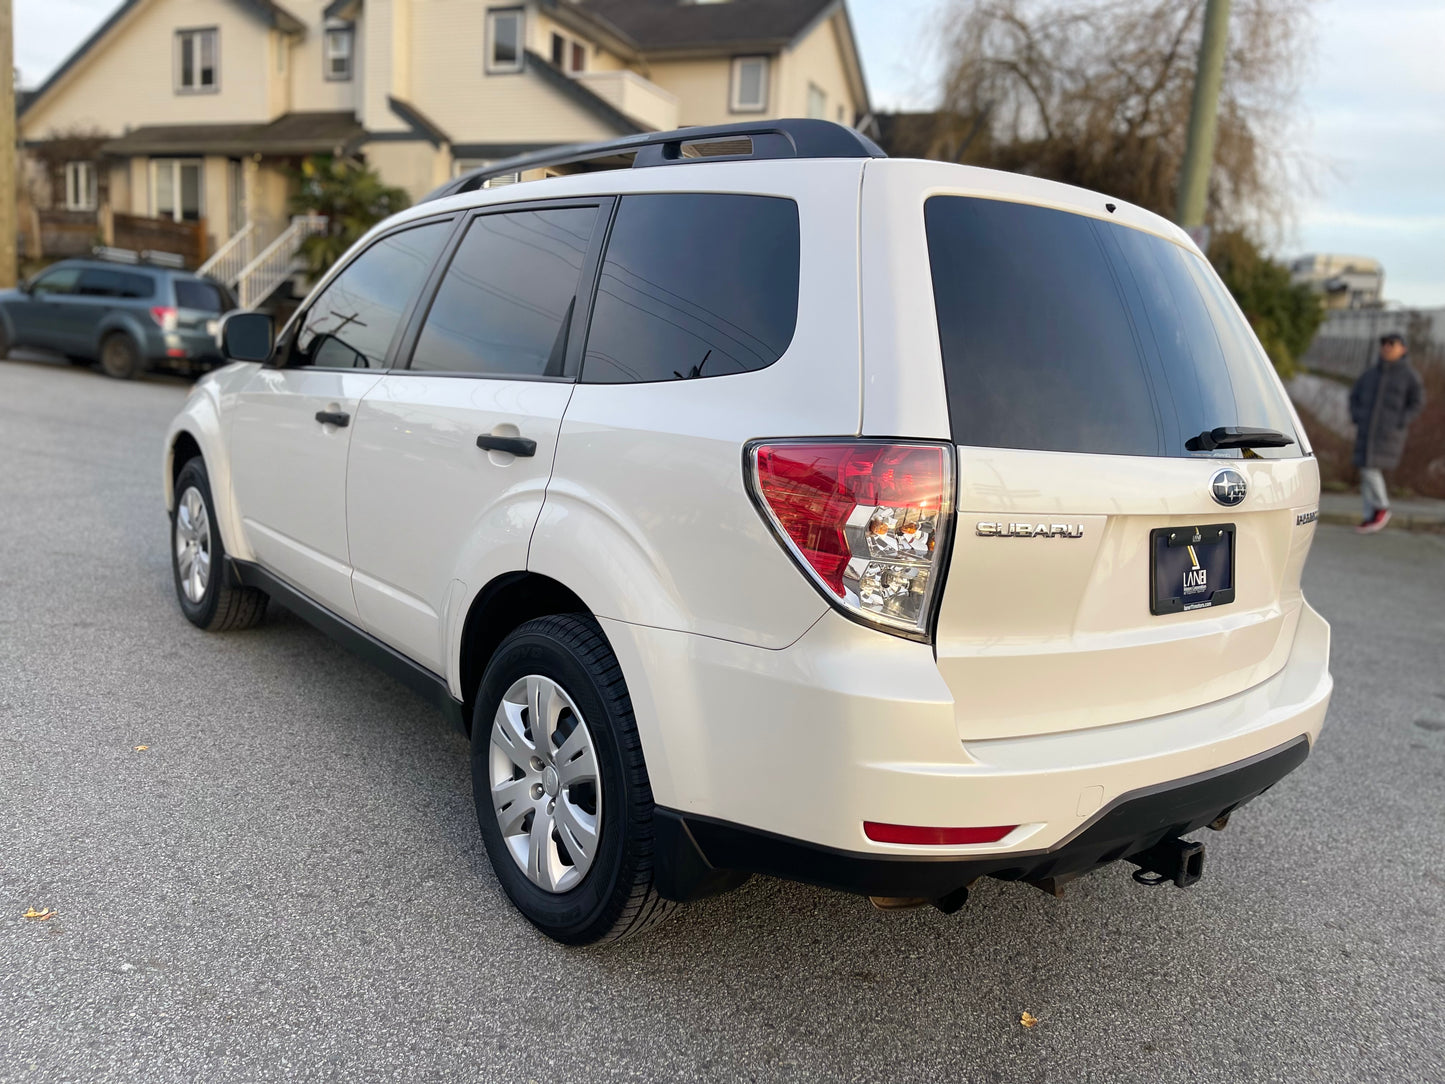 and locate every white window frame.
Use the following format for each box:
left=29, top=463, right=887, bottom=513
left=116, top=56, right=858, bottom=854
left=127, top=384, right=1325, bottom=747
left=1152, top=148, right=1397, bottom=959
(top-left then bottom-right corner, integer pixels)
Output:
left=175, top=27, right=219, bottom=94
left=549, top=31, right=587, bottom=73
left=64, top=161, right=97, bottom=212
left=807, top=82, right=827, bottom=119
left=486, top=8, right=525, bottom=74
left=151, top=159, right=205, bottom=223
left=324, top=27, right=354, bottom=81
left=730, top=56, right=769, bottom=113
